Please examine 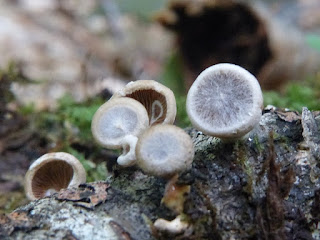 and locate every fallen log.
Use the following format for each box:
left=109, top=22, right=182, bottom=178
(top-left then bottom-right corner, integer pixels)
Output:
left=1, top=107, right=320, bottom=240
